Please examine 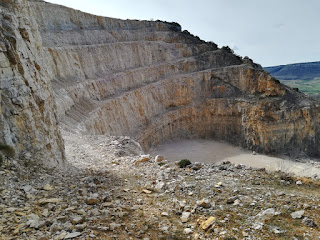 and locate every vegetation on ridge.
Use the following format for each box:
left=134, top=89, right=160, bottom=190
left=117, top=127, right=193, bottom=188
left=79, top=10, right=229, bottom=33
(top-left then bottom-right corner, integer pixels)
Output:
left=265, top=62, right=320, bottom=98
